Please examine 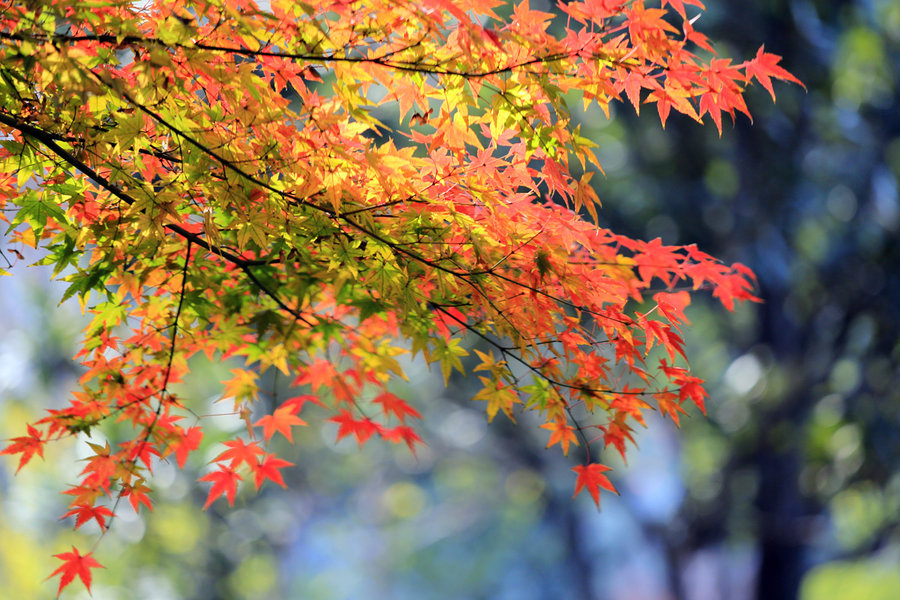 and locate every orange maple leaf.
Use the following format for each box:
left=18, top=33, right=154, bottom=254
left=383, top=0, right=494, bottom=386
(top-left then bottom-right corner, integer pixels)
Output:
left=254, top=405, right=307, bottom=443
left=656, top=391, right=688, bottom=425
left=540, top=420, right=580, bottom=455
